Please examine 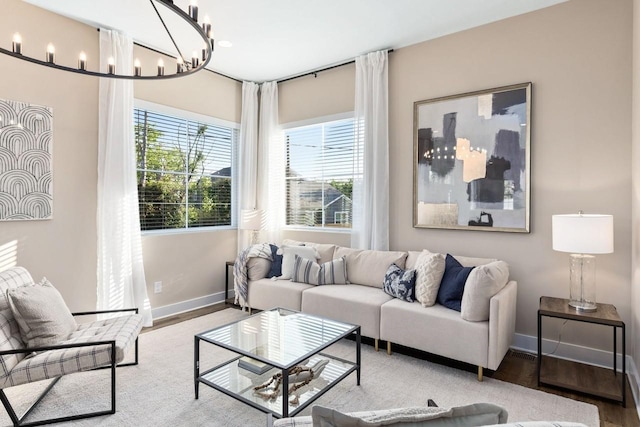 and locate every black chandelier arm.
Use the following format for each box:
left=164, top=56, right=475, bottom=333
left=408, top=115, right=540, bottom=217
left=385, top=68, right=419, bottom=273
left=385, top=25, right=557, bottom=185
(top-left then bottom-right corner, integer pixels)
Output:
left=0, top=0, right=213, bottom=80
left=150, top=0, right=187, bottom=65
